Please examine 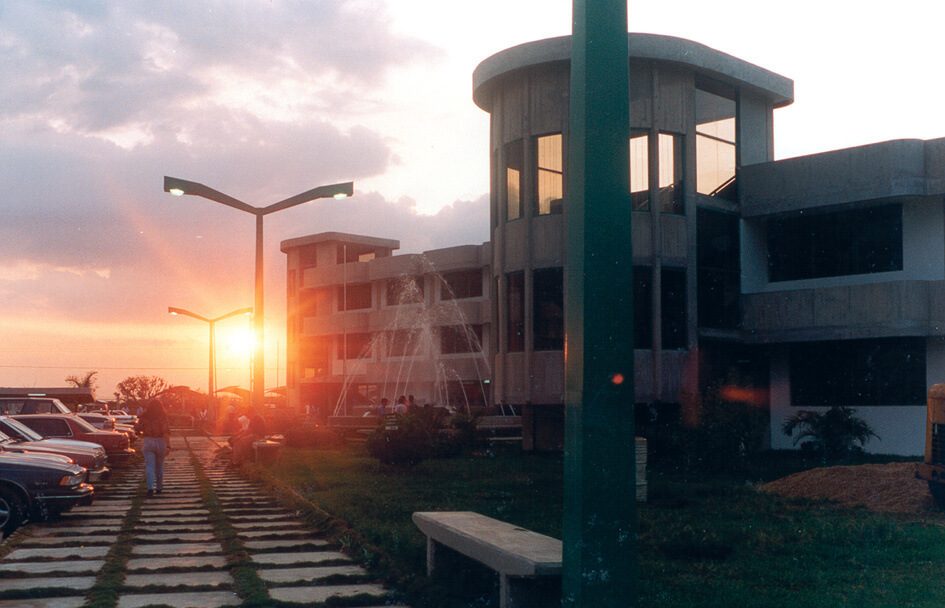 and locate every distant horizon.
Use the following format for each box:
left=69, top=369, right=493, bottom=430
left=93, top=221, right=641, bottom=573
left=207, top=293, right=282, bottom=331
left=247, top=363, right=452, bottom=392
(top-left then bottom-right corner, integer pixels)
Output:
left=2, top=0, right=943, bottom=396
